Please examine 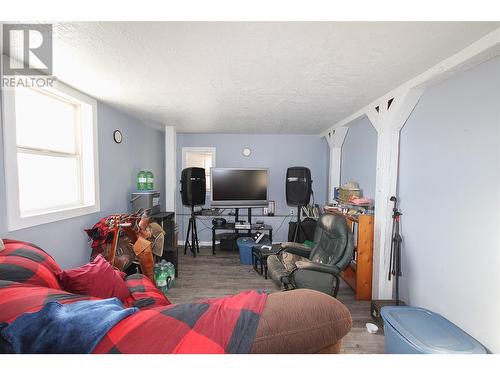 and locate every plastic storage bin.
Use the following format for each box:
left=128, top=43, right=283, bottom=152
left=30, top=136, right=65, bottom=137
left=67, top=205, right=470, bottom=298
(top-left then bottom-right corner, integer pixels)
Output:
left=236, top=237, right=256, bottom=265
left=381, top=306, right=486, bottom=354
